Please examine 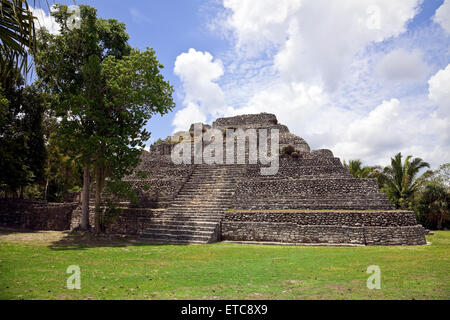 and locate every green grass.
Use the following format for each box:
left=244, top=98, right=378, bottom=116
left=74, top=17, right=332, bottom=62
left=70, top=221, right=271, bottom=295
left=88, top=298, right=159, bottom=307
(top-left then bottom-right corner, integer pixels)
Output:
left=0, top=229, right=449, bottom=300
